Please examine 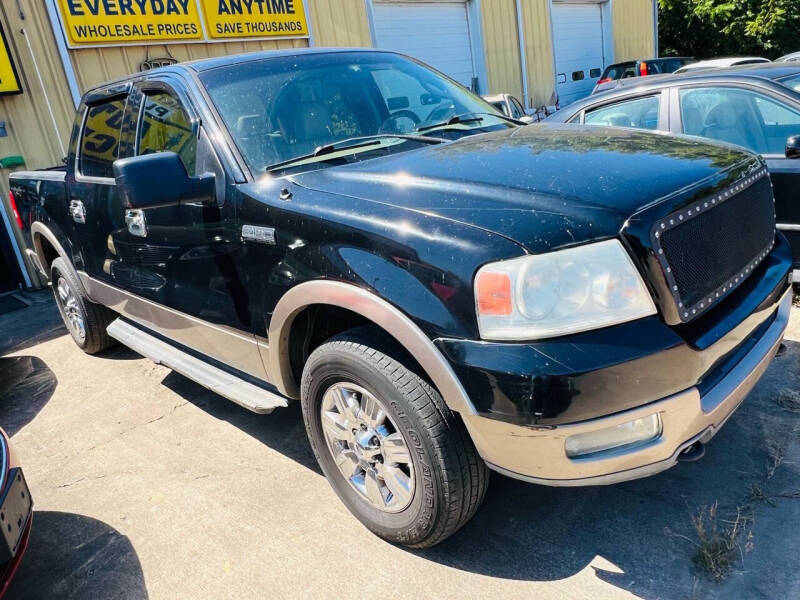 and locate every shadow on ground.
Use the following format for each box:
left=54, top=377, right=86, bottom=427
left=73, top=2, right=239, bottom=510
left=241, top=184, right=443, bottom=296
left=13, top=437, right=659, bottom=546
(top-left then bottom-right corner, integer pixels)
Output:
left=0, top=291, right=66, bottom=356
left=155, top=339, right=800, bottom=599
left=0, top=357, right=56, bottom=436
left=5, top=511, right=147, bottom=599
